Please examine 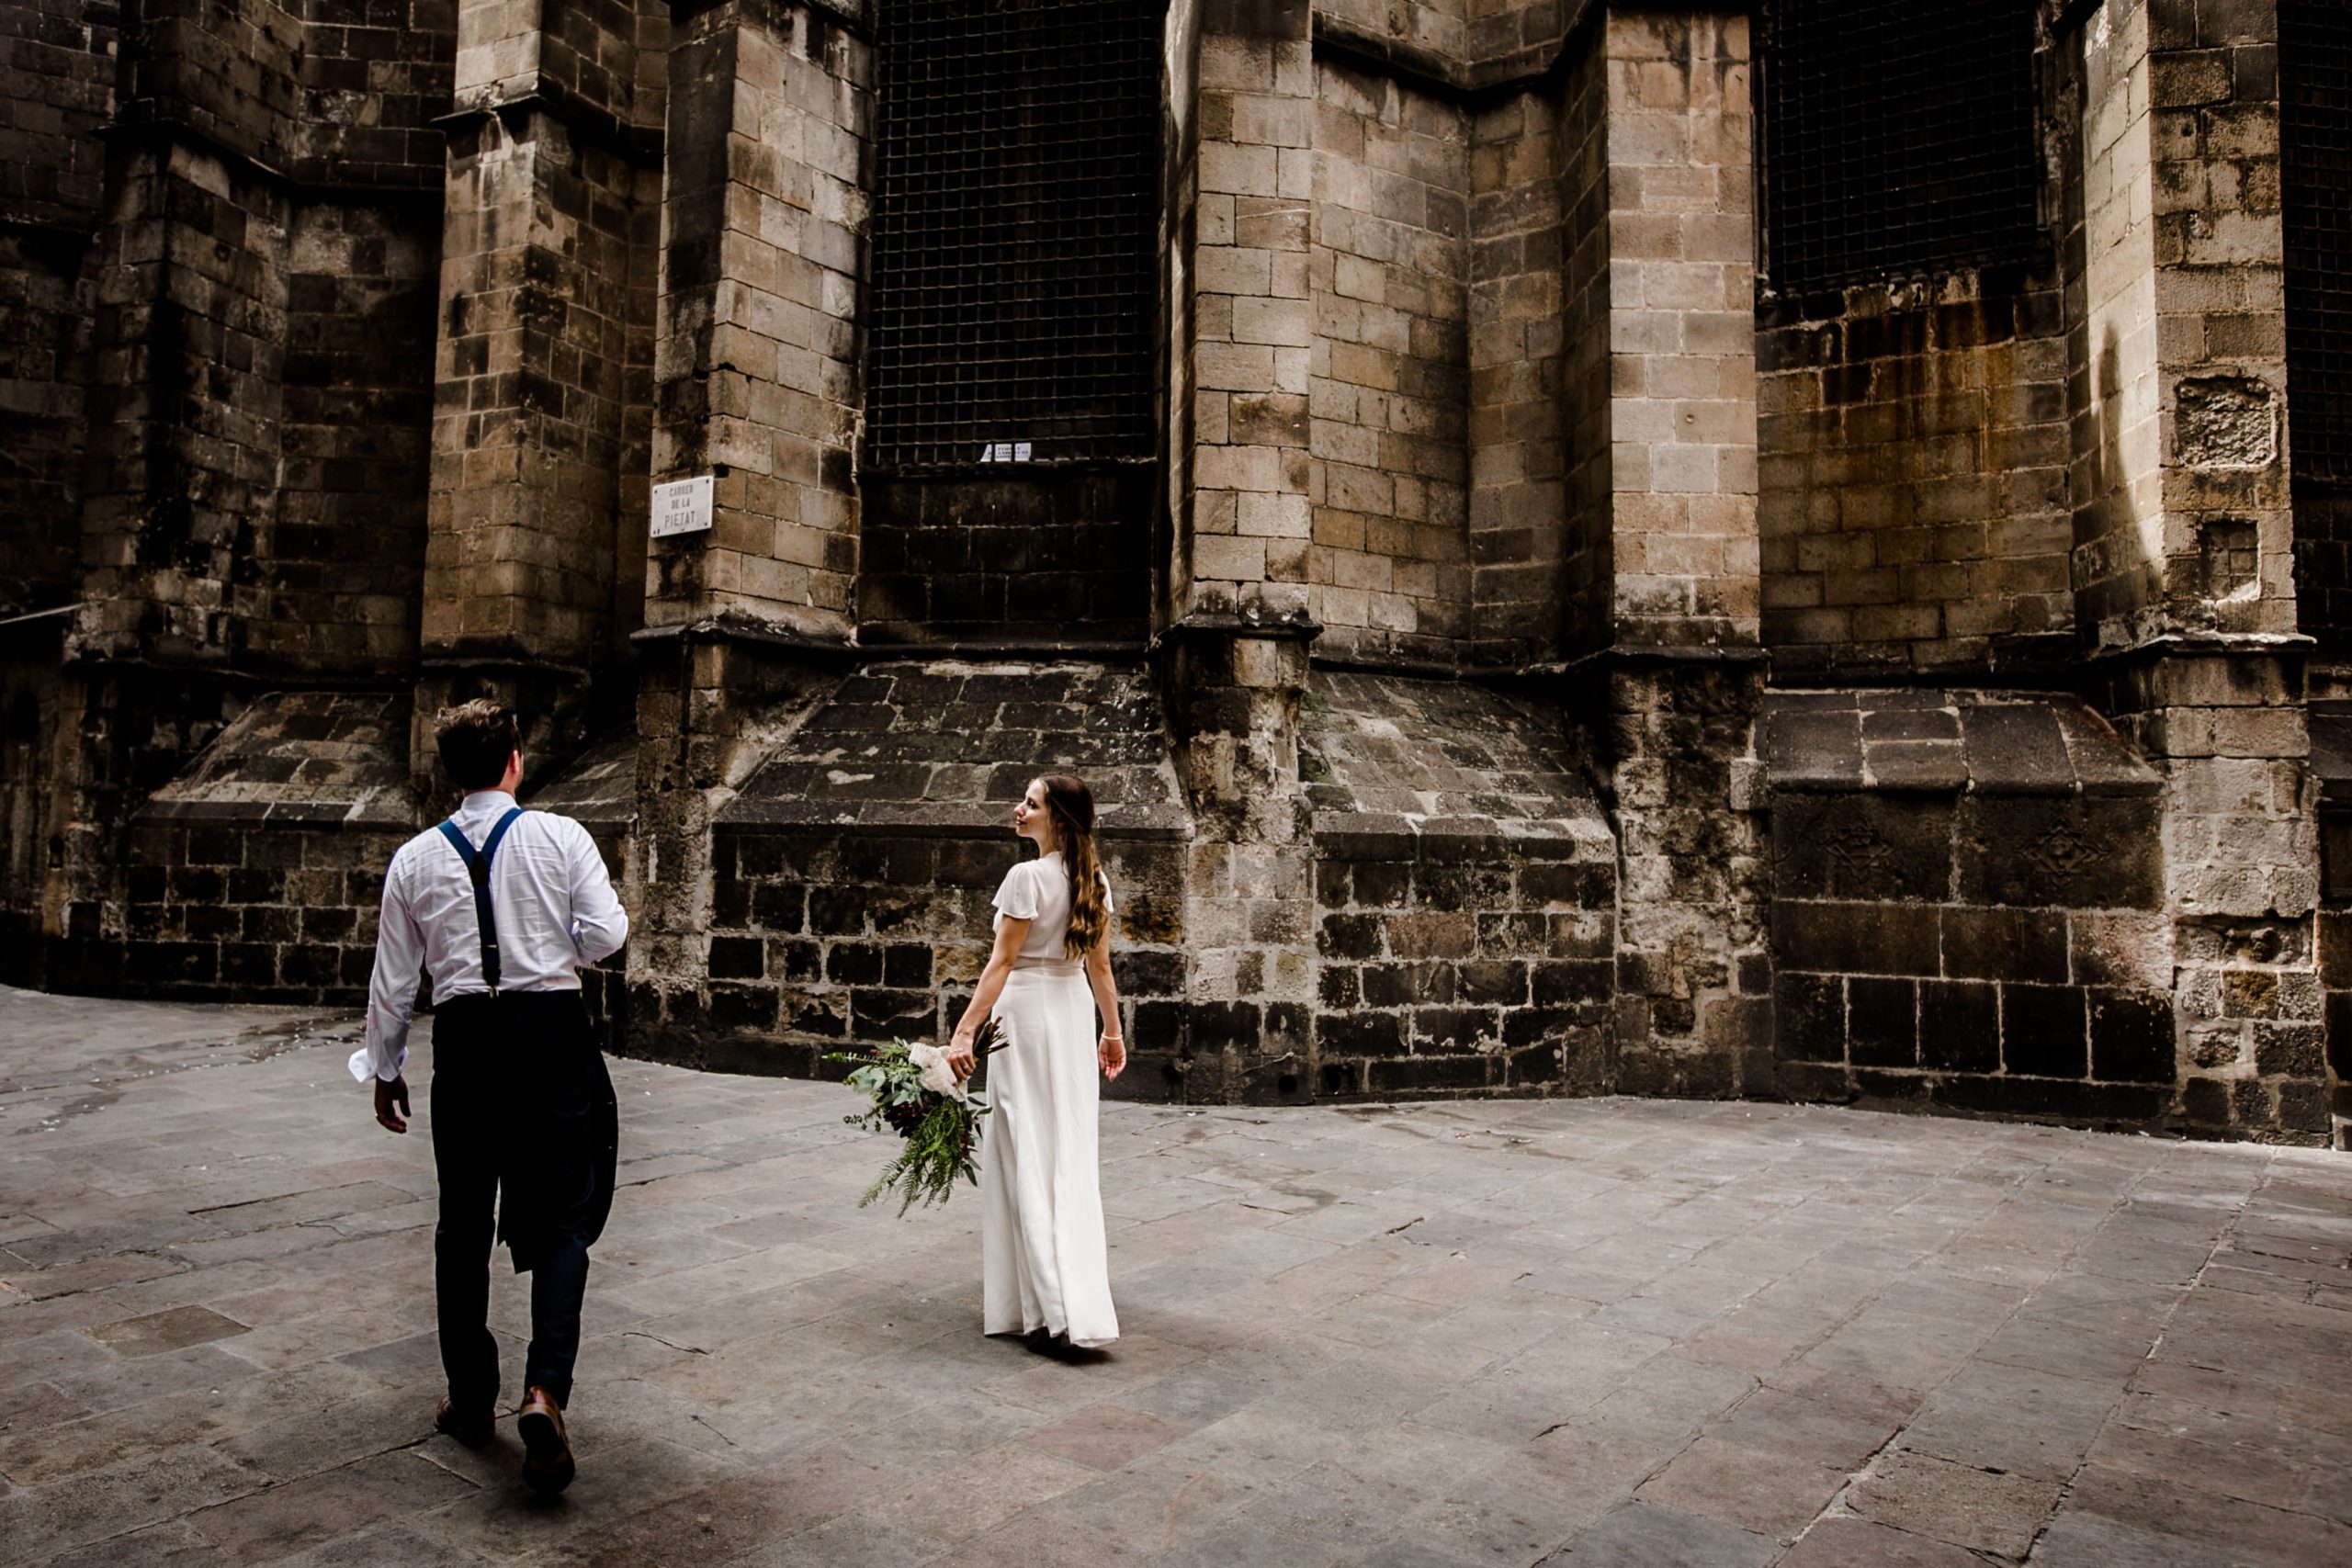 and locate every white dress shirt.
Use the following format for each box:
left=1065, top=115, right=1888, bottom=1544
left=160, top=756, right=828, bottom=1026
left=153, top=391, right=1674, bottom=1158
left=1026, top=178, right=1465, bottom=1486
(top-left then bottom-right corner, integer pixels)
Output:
left=348, top=791, right=630, bottom=1084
